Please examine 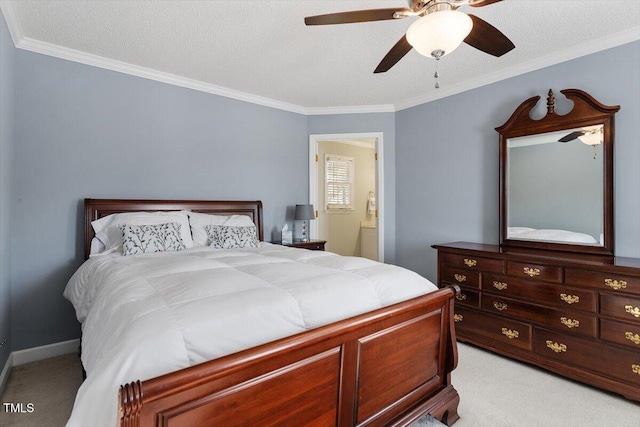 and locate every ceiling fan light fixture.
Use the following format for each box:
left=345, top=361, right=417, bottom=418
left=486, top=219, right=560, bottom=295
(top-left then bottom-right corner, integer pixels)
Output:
left=579, top=130, right=603, bottom=146
left=406, top=10, right=473, bottom=58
